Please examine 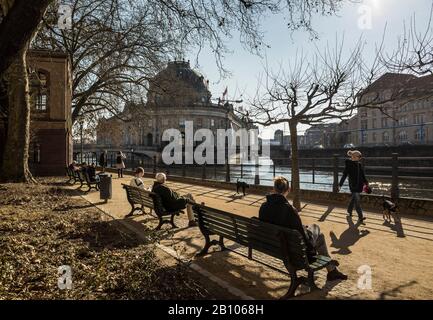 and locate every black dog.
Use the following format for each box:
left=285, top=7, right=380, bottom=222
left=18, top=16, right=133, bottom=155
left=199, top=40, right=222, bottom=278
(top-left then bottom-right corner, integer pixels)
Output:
left=236, top=179, right=249, bottom=196
left=382, top=197, right=398, bottom=222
